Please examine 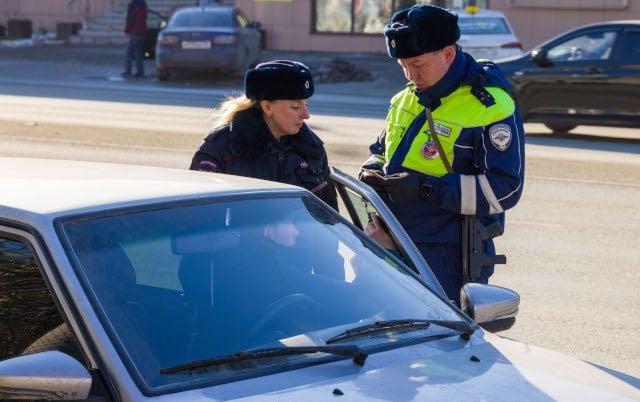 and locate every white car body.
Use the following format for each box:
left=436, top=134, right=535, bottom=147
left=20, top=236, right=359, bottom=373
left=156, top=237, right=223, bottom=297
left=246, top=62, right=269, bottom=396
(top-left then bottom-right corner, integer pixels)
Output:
left=455, top=9, right=523, bottom=61
left=0, top=157, right=638, bottom=401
